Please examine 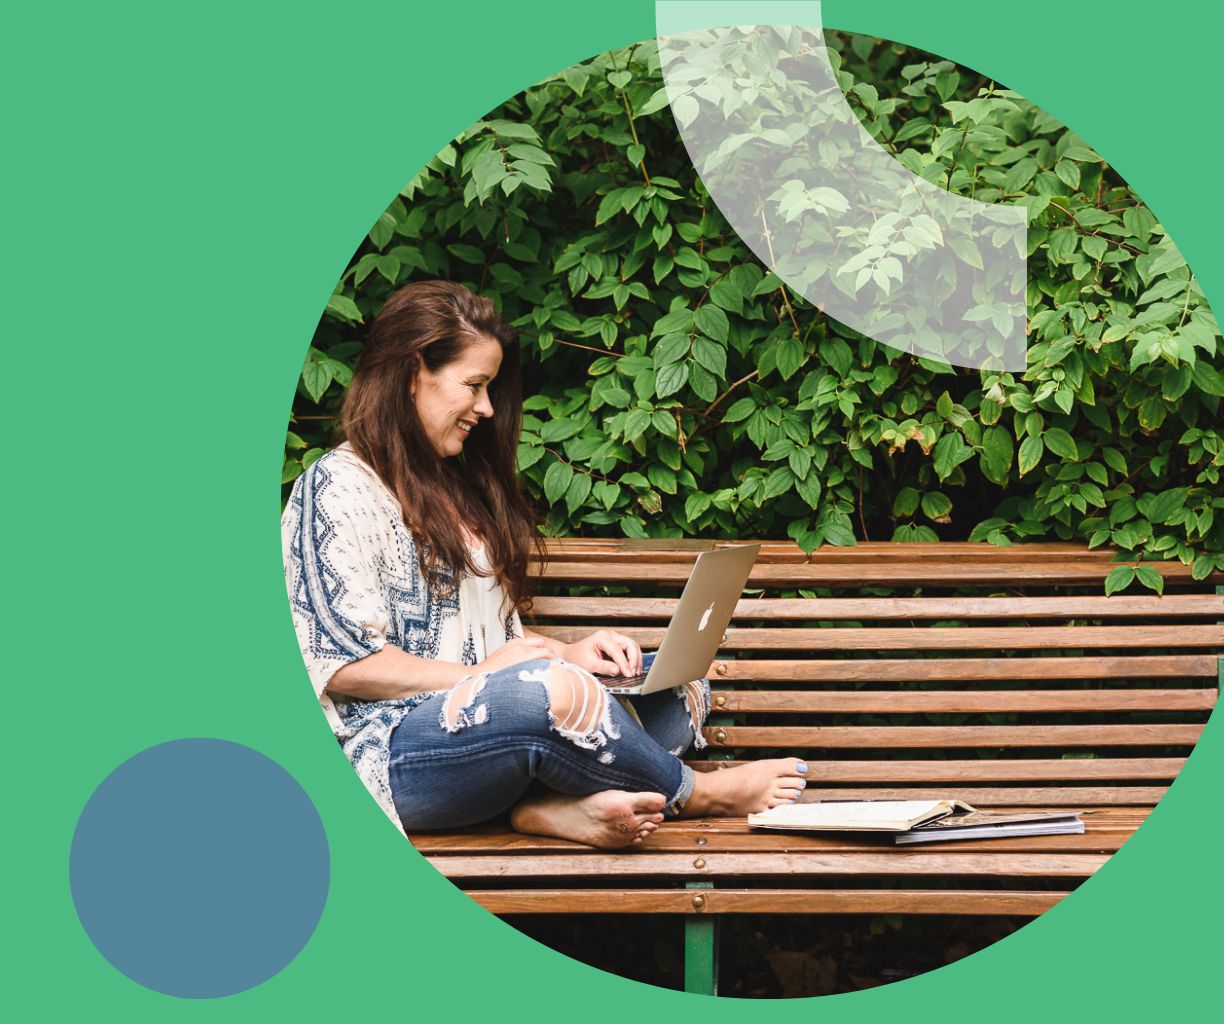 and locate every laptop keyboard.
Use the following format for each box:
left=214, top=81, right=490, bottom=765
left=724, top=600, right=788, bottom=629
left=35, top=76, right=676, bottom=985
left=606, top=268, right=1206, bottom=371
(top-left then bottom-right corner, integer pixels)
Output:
left=600, top=670, right=650, bottom=687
